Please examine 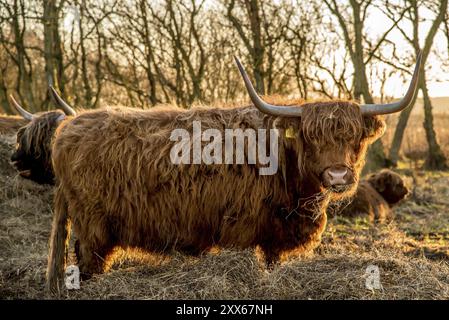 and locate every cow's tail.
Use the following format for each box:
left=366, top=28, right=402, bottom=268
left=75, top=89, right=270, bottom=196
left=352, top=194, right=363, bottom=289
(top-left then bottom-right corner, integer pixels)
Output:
left=46, top=185, right=71, bottom=294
